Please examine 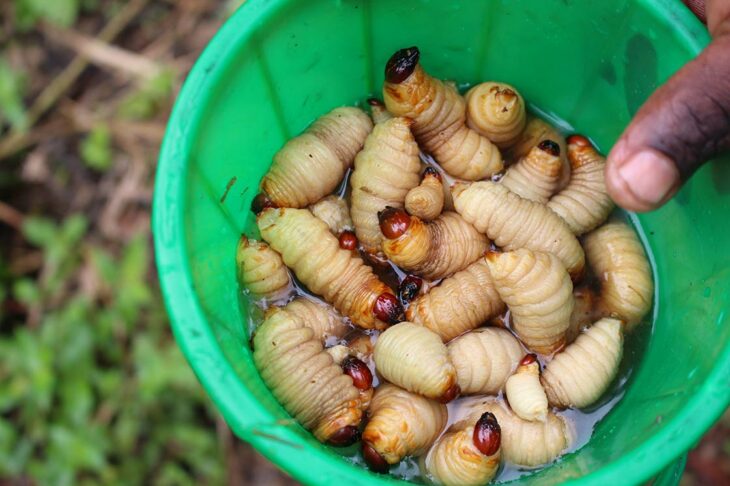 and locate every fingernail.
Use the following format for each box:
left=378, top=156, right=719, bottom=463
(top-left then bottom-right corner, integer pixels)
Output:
left=617, top=150, right=680, bottom=206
